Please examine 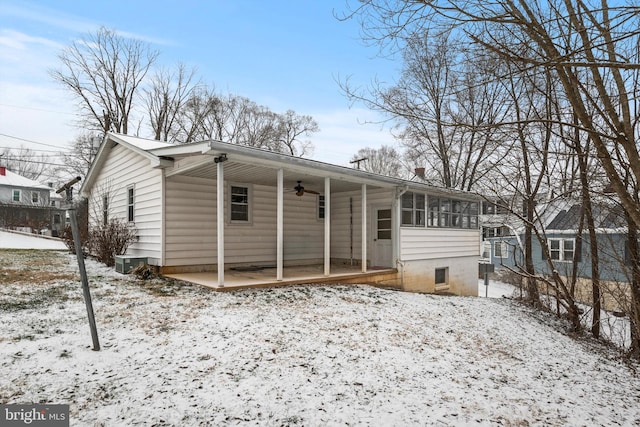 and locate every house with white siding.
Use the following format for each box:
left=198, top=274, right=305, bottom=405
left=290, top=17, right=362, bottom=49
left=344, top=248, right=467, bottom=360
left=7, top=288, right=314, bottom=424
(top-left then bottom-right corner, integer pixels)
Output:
left=81, top=133, right=481, bottom=295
